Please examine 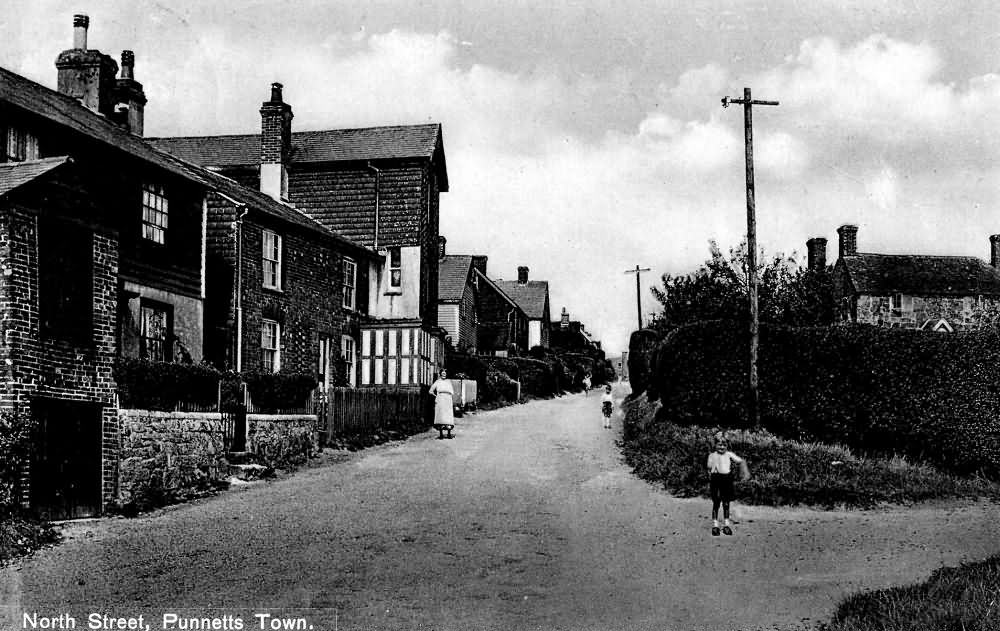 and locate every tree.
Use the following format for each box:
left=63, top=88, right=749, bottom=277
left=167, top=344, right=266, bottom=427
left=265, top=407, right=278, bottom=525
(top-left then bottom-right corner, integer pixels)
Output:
left=651, top=239, right=835, bottom=331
